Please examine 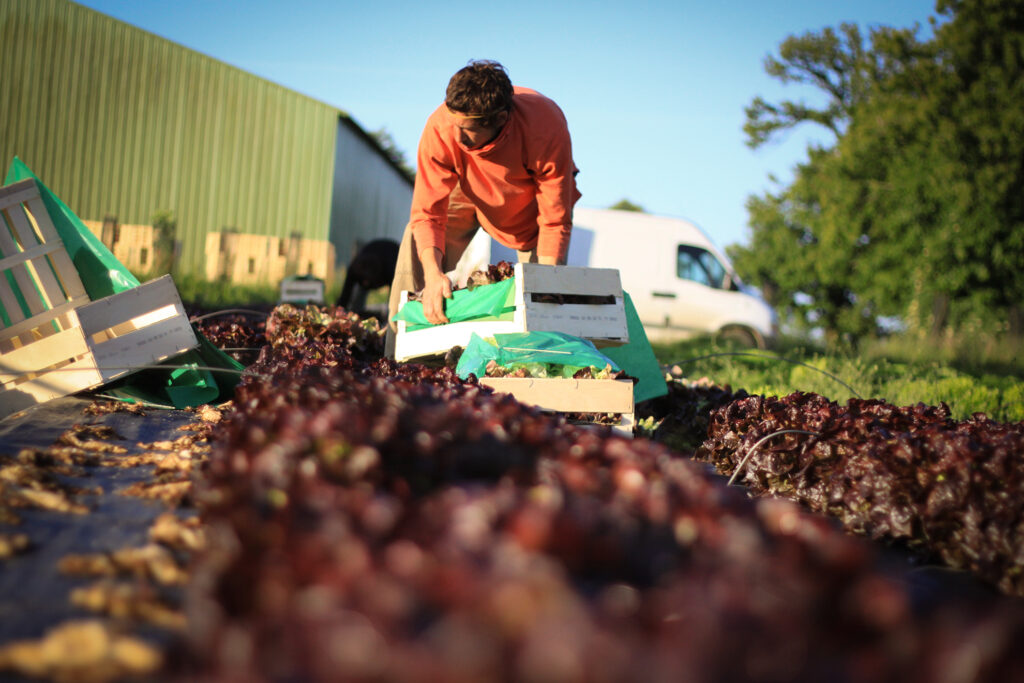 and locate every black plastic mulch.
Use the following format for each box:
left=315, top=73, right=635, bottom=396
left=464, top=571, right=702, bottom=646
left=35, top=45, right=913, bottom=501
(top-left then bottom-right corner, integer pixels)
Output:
left=0, top=396, right=197, bottom=648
